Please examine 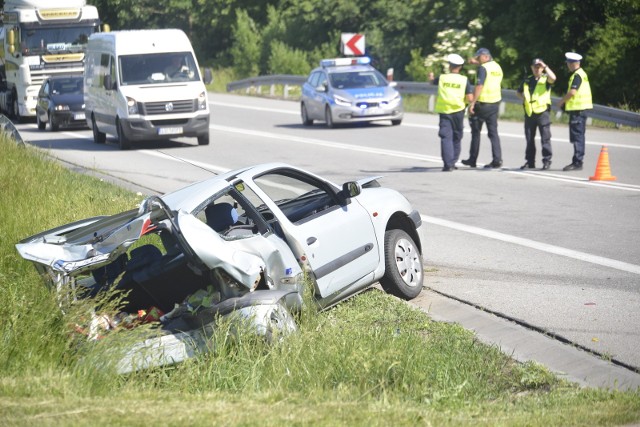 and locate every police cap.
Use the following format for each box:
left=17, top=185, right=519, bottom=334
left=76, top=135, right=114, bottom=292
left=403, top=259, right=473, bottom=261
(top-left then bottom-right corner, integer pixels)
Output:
left=565, top=52, right=582, bottom=62
left=474, top=47, right=491, bottom=58
left=447, top=54, right=465, bottom=66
